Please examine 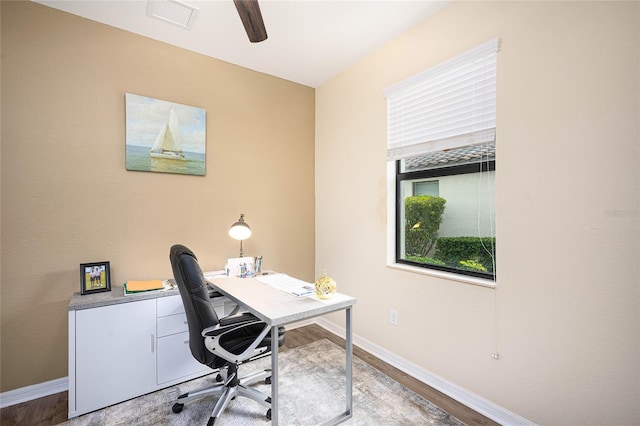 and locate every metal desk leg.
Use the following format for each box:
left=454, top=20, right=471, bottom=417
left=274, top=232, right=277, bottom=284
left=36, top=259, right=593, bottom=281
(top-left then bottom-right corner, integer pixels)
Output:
left=346, top=307, right=353, bottom=418
left=271, top=325, right=279, bottom=425
left=321, top=306, right=354, bottom=426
